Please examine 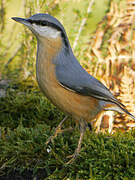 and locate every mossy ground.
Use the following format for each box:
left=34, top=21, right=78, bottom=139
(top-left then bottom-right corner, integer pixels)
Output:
left=0, top=80, right=135, bottom=179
